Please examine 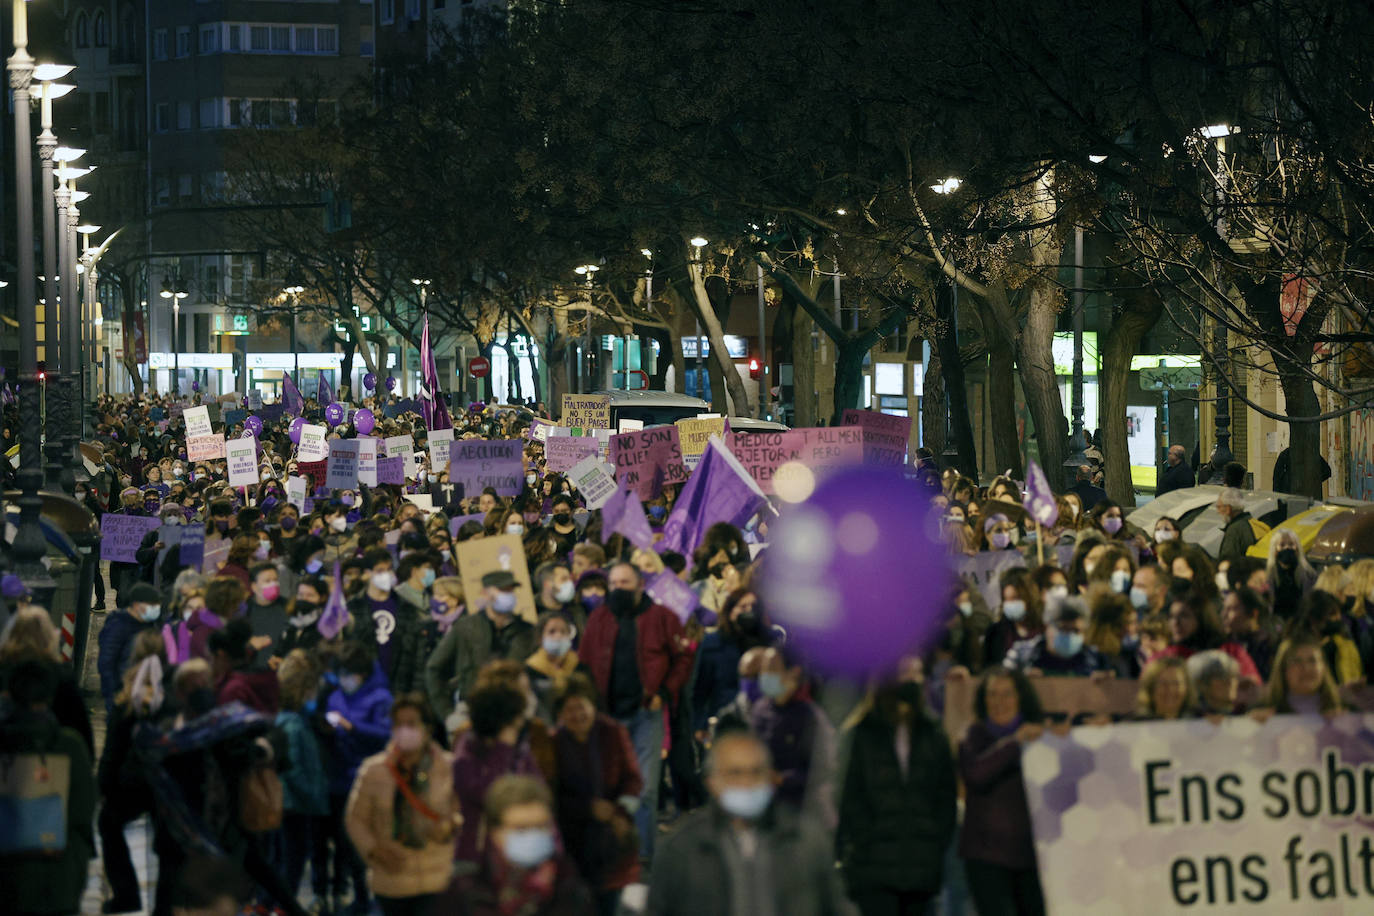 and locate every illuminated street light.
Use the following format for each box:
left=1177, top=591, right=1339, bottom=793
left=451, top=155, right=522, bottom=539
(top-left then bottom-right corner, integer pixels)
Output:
left=930, top=177, right=962, bottom=195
